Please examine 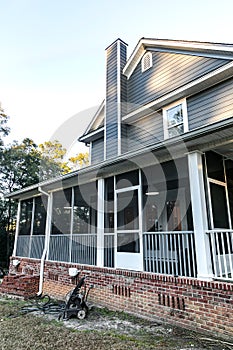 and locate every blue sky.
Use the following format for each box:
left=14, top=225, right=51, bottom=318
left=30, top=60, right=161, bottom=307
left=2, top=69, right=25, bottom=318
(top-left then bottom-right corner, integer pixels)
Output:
left=0, top=0, right=233, bottom=153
